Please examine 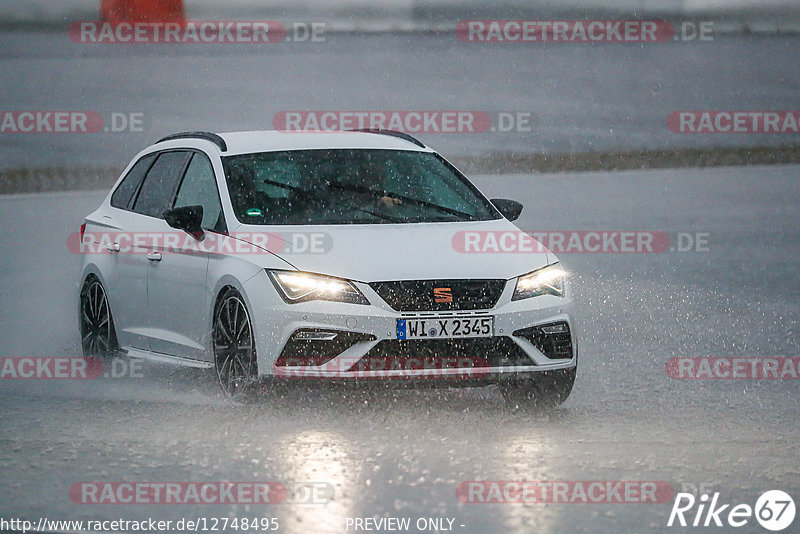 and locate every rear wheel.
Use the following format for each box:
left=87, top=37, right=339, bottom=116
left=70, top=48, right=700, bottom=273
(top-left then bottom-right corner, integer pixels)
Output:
left=213, top=288, right=258, bottom=401
left=498, top=367, right=576, bottom=409
left=79, top=277, right=117, bottom=359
